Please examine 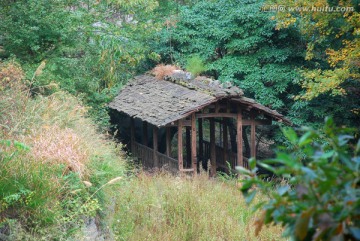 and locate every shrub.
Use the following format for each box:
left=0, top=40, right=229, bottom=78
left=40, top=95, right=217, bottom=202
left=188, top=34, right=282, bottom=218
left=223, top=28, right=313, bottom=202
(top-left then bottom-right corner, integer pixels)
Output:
left=239, top=118, right=360, bottom=240
left=186, top=55, right=206, bottom=77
